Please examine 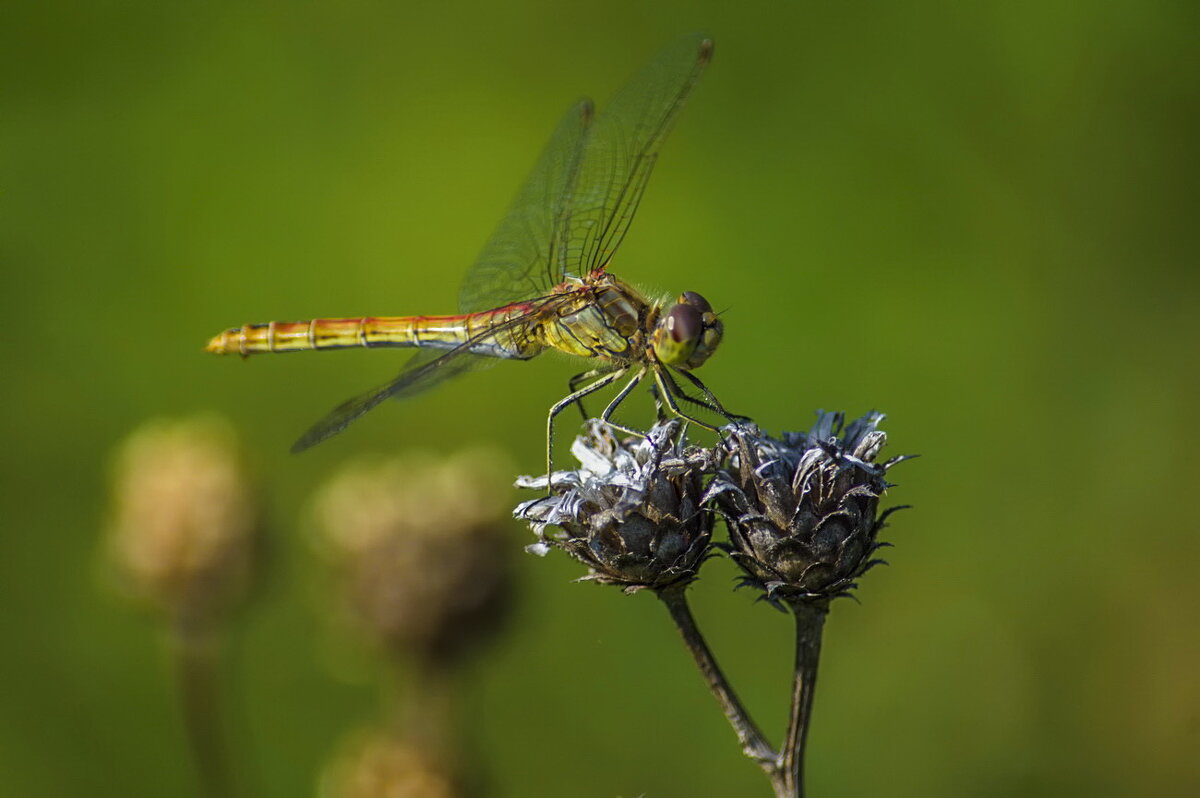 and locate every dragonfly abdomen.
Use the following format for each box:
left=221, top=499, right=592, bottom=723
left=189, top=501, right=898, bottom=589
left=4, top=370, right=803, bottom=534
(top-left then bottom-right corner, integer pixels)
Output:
left=205, top=312, right=540, bottom=358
